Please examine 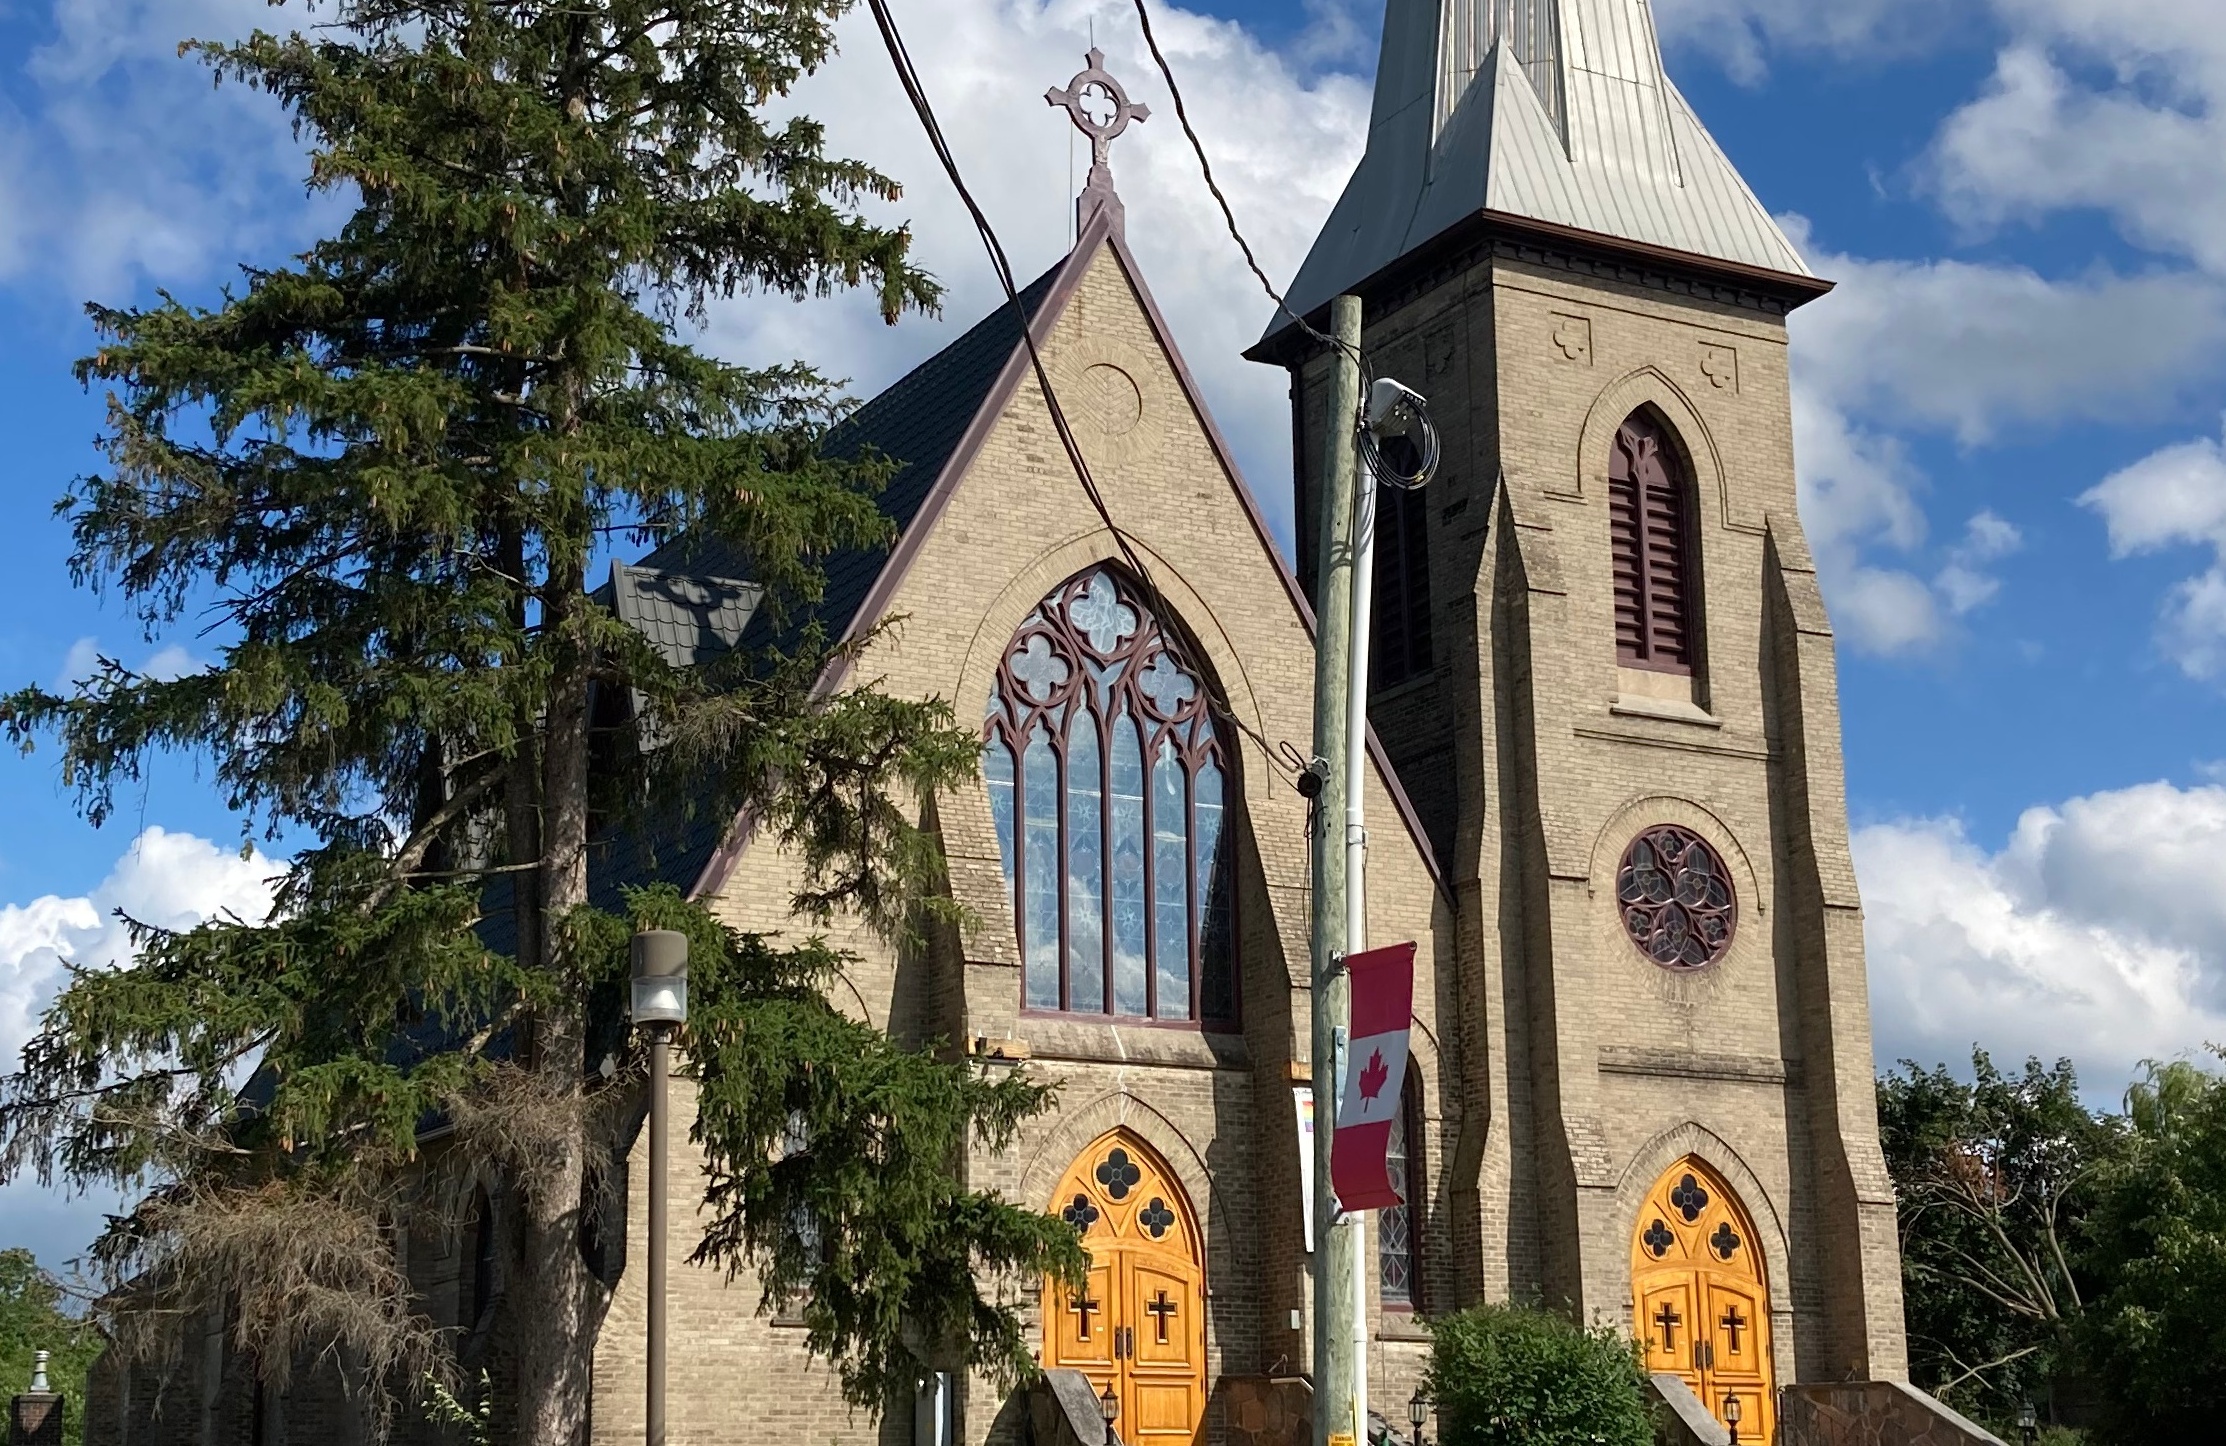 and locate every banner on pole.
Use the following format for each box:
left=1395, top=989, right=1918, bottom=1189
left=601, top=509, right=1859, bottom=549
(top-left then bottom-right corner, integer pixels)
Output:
left=1293, top=1086, right=1315, bottom=1251
left=1330, top=941, right=1417, bottom=1212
